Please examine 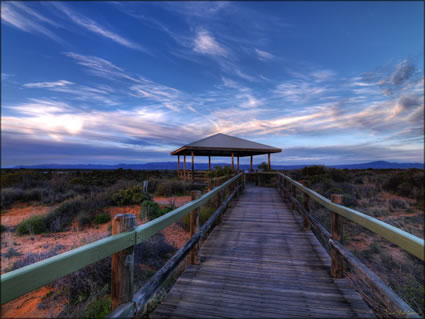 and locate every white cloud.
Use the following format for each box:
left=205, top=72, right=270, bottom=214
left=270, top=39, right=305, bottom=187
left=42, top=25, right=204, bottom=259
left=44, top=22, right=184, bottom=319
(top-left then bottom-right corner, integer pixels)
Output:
left=274, top=81, right=328, bottom=103
left=255, top=48, right=273, bottom=61
left=193, top=29, right=228, bottom=57
left=24, top=80, right=73, bottom=88
left=1, top=2, right=63, bottom=43
left=310, top=70, right=336, bottom=82
left=52, top=3, right=148, bottom=53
